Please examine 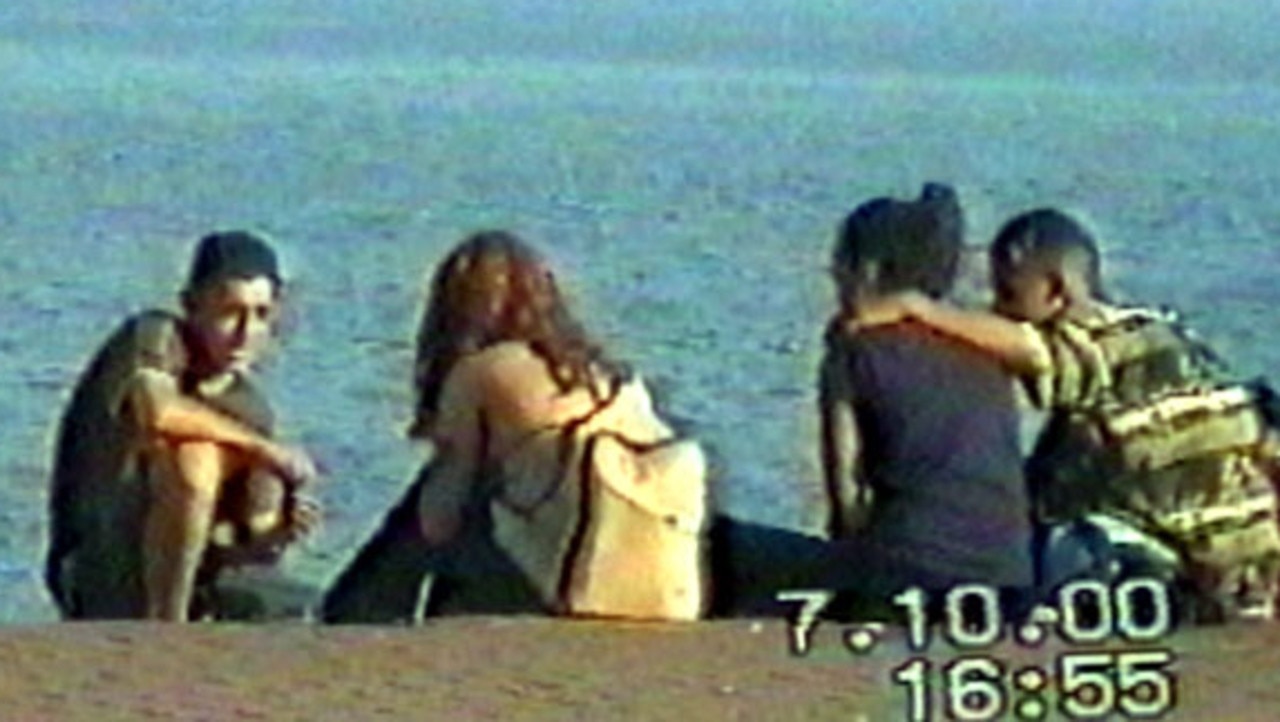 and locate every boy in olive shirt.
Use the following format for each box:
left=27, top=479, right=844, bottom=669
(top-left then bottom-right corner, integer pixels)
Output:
left=46, top=231, right=319, bottom=621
